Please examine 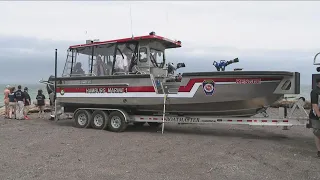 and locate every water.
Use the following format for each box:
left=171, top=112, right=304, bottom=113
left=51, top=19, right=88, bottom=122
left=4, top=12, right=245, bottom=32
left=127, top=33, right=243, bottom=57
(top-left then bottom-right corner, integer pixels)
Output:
left=292, top=84, right=312, bottom=101
left=0, top=84, right=47, bottom=107
left=0, top=83, right=312, bottom=107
